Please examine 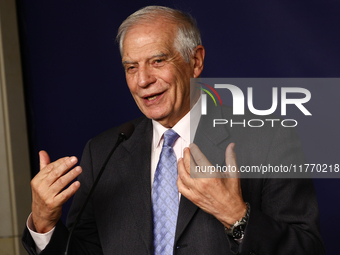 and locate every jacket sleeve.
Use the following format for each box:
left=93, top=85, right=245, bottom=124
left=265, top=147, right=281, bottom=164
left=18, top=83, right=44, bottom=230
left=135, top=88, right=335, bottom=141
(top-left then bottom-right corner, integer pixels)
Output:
left=235, top=126, right=325, bottom=255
